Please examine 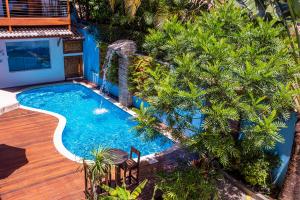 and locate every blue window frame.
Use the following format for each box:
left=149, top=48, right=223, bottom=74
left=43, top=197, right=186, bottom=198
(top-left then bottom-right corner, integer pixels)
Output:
left=6, top=40, right=51, bottom=72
